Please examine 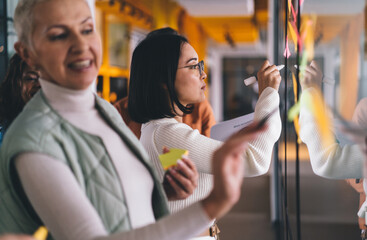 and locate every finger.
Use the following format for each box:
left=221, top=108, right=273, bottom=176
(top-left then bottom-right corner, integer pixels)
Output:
left=305, top=66, right=318, bottom=76
left=263, top=65, right=279, bottom=76
left=224, top=124, right=267, bottom=153
left=180, top=156, right=197, bottom=172
left=168, top=168, right=192, bottom=193
left=310, top=60, right=320, bottom=71
left=165, top=174, right=186, bottom=196
left=176, top=159, right=198, bottom=186
left=259, top=60, right=270, bottom=72
left=269, top=70, right=281, bottom=81
left=176, top=159, right=195, bottom=179
left=222, top=131, right=257, bottom=155
left=223, top=120, right=269, bottom=151
left=239, top=121, right=268, bottom=135
left=162, top=146, right=170, bottom=154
